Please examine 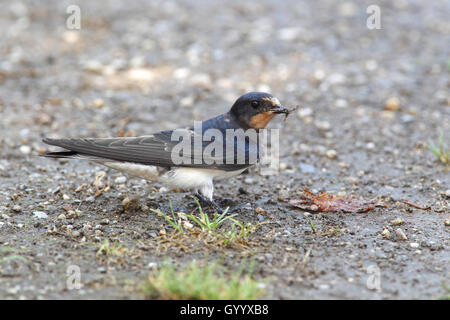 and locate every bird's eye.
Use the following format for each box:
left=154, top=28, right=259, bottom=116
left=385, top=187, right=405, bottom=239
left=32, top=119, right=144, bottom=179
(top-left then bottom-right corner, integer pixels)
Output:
left=251, top=100, right=260, bottom=108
